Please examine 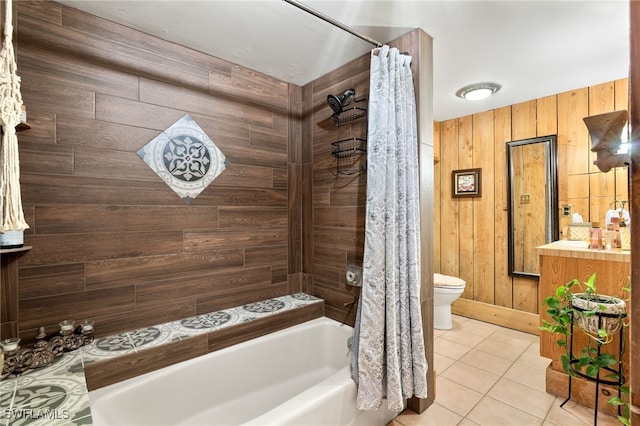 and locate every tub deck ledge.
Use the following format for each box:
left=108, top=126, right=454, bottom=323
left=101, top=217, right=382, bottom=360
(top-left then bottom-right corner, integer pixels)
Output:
left=0, top=294, right=324, bottom=426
